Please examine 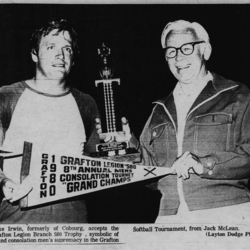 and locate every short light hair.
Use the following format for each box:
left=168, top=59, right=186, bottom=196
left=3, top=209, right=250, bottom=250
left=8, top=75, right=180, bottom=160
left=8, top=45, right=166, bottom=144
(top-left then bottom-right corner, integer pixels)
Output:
left=161, top=20, right=210, bottom=48
left=30, top=18, right=79, bottom=57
